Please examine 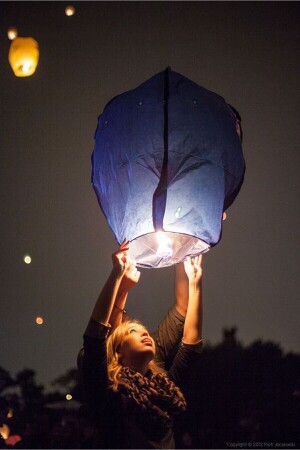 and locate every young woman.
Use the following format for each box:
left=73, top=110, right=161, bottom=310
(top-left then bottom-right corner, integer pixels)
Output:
left=79, top=241, right=204, bottom=449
